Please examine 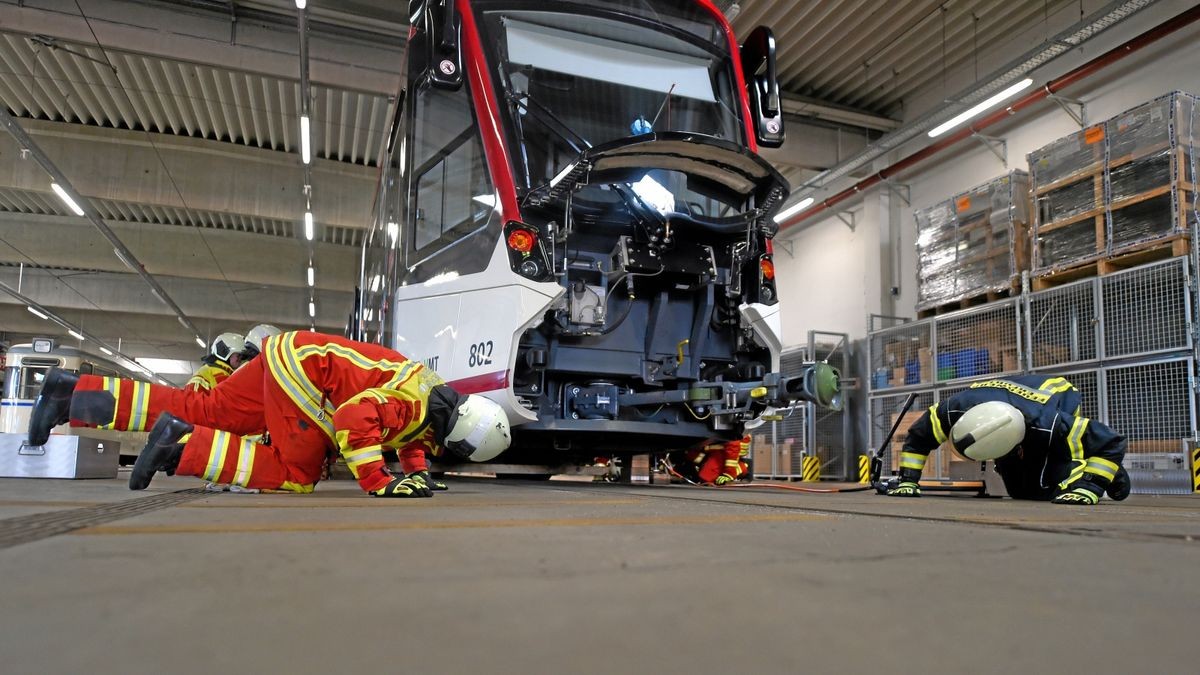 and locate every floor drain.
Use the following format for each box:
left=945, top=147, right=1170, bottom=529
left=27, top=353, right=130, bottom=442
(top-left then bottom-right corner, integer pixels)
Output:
left=0, top=488, right=208, bottom=550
